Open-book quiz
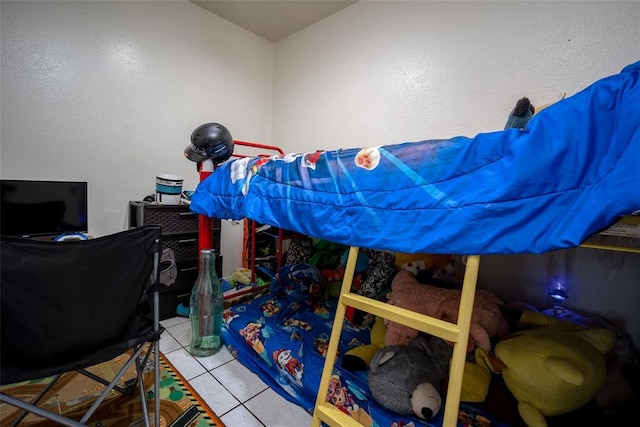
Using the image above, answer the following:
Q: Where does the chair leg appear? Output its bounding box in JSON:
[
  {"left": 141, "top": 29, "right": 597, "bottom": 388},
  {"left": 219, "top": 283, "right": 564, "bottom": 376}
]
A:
[
  {"left": 0, "top": 392, "right": 85, "bottom": 427},
  {"left": 132, "top": 341, "right": 161, "bottom": 427},
  {"left": 0, "top": 344, "right": 158, "bottom": 427},
  {"left": 154, "top": 341, "right": 160, "bottom": 427},
  {"left": 152, "top": 289, "right": 161, "bottom": 427},
  {"left": 2, "top": 373, "right": 64, "bottom": 427},
  {"left": 79, "top": 343, "right": 148, "bottom": 424},
  {"left": 137, "top": 350, "right": 152, "bottom": 427},
  {"left": 77, "top": 368, "right": 135, "bottom": 395}
]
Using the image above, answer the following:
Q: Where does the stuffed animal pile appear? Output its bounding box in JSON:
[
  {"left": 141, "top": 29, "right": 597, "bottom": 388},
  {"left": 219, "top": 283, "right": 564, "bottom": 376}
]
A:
[
  {"left": 360, "top": 270, "right": 617, "bottom": 427},
  {"left": 385, "top": 270, "right": 509, "bottom": 350},
  {"left": 368, "top": 335, "right": 453, "bottom": 420},
  {"left": 476, "top": 309, "right": 617, "bottom": 427}
]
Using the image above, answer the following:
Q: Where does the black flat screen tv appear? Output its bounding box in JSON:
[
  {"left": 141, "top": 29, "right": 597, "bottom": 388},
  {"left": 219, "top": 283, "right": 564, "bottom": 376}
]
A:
[{"left": 1, "top": 180, "right": 88, "bottom": 237}]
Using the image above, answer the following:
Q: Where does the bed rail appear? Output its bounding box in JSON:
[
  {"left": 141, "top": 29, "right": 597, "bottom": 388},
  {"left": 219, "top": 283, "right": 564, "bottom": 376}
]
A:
[
  {"left": 311, "top": 247, "right": 481, "bottom": 427},
  {"left": 199, "top": 139, "right": 285, "bottom": 266}
]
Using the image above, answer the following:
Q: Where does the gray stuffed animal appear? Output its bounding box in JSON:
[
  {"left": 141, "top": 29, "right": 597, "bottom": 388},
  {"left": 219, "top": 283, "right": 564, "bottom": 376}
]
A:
[{"left": 369, "top": 334, "right": 453, "bottom": 420}]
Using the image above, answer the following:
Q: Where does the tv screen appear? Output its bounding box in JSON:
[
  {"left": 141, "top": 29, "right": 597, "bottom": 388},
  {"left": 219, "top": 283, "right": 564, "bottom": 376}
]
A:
[{"left": 1, "top": 180, "right": 88, "bottom": 237}]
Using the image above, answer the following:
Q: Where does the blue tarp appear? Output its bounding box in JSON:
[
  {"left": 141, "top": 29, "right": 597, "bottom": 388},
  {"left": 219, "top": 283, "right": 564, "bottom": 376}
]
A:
[{"left": 191, "top": 62, "right": 640, "bottom": 255}]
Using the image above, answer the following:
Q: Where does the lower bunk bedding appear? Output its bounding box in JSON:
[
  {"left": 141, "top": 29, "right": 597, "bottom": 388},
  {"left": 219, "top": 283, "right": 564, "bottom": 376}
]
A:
[
  {"left": 220, "top": 253, "right": 639, "bottom": 427},
  {"left": 222, "top": 289, "right": 513, "bottom": 427}
]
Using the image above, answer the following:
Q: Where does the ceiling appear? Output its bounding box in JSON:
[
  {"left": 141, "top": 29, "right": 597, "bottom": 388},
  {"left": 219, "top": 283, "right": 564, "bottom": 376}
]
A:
[{"left": 190, "top": 1, "right": 357, "bottom": 43}]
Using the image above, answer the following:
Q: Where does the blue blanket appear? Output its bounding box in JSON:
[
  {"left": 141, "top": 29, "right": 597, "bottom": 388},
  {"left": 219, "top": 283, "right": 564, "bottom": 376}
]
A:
[
  {"left": 222, "top": 291, "right": 511, "bottom": 427},
  {"left": 191, "top": 62, "right": 640, "bottom": 254}
]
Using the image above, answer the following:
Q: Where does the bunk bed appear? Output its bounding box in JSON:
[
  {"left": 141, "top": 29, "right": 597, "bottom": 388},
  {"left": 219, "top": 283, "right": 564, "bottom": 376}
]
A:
[{"left": 190, "top": 61, "right": 640, "bottom": 427}]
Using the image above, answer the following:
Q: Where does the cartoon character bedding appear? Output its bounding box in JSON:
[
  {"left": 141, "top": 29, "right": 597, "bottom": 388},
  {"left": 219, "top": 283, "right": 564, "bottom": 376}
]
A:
[
  {"left": 222, "top": 281, "right": 511, "bottom": 427},
  {"left": 191, "top": 62, "right": 640, "bottom": 255},
  {"left": 197, "top": 62, "right": 639, "bottom": 426}
]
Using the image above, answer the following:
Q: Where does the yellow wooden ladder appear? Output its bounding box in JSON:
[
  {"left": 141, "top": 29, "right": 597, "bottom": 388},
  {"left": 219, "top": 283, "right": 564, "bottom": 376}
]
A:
[{"left": 311, "top": 247, "right": 481, "bottom": 427}]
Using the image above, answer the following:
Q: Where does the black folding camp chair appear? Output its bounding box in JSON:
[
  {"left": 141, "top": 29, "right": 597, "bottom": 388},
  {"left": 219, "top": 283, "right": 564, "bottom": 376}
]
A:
[{"left": 0, "top": 225, "right": 164, "bottom": 427}]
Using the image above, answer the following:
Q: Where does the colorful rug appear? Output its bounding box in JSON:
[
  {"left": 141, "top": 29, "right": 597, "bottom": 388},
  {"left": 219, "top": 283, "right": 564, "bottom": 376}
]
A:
[{"left": 0, "top": 351, "right": 225, "bottom": 426}]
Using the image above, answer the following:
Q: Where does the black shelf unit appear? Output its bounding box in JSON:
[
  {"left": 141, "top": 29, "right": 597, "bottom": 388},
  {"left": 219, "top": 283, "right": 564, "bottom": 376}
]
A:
[
  {"left": 129, "top": 201, "right": 222, "bottom": 320},
  {"left": 245, "top": 220, "right": 303, "bottom": 283}
]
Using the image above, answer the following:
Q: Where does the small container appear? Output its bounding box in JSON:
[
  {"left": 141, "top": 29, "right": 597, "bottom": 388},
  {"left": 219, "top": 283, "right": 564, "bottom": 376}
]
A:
[
  {"left": 156, "top": 174, "right": 183, "bottom": 205},
  {"left": 189, "top": 249, "right": 224, "bottom": 356}
]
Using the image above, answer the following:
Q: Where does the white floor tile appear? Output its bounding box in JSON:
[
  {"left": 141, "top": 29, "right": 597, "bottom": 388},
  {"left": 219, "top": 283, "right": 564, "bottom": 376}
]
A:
[
  {"left": 211, "top": 359, "right": 269, "bottom": 403},
  {"left": 166, "top": 319, "right": 193, "bottom": 347},
  {"left": 159, "top": 330, "right": 181, "bottom": 354},
  {"left": 160, "top": 315, "right": 189, "bottom": 328},
  {"left": 198, "top": 346, "right": 235, "bottom": 371},
  {"left": 244, "top": 388, "right": 312, "bottom": 427},
  {"left": 220, "top": 405, "right": 264, "bottom": 427},
  {"left": 163, "top": 315, "right": 317, "bottom": 426},
  {"left": 164, "top": 348, "right": 206, "bottom": 380},
  {"left": 189, "top": 372, "right": 241, "bottom": 417}
]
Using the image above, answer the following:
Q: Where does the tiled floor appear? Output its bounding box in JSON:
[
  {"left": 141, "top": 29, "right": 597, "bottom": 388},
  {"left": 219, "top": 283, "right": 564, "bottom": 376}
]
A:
[{"left": 160, "top": 316, "right": 313, "bottom": 427}]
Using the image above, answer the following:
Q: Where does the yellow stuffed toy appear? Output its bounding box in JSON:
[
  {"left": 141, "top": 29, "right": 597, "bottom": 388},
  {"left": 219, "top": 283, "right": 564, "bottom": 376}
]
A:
[
  {"left": 341, "top": 316, "right": 386, "bottom": 371},
  {"left": 476, "top": 315, "right": 616, "bottom": 427}
]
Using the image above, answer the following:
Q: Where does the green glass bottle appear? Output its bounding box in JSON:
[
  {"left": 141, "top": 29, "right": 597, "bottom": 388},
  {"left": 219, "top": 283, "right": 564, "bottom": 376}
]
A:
[{"left": 189, "top": 249, "right": 223, "bottom": 357}]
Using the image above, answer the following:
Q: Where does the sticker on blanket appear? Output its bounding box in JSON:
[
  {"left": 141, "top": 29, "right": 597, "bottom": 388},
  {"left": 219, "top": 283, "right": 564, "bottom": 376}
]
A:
[
  {"left": 354, "top": 147, "right": 381, "bottom": 170},
  {"left": 261, "top": 298, "right": 282, "bottom": 317},
  {"left": 273, "top": 347, "right": 304, "bottom": 387},
  {"left": 314, "top": 333, "right": 331, "bottom": 358},
  {"left": 239, "top": 322, "right": 273, "bottom": 367},
  {"left": 223, "top": 308, "right": 239, "bottom": 325},
  {"left": 326, "top": 373, "right": 373, "bottom": 426}
]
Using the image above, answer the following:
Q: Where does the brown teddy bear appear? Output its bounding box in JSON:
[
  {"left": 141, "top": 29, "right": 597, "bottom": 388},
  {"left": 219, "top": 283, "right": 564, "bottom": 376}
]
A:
[{"left": 385, "top": 270, "right": 508, "bottom": 351}]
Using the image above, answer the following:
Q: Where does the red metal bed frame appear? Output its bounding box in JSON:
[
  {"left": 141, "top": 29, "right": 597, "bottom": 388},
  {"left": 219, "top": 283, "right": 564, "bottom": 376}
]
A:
[{"left": 197, "top": 140, "right": 286, "bottom": 284}]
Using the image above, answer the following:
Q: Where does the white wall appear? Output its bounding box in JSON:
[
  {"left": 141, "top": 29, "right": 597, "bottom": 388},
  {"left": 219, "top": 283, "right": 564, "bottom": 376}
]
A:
[
  {"left": 2, "top": 1, "right": 639, "bottom": 344},
  {"left": 1, "top": 0, "right": 274, "bottom": 276},
  {"left": 273, "top": 1, "right": 640, "bottom": 345},
  {"left": 273, "top": 1, "right": 640, "bottom": 151}
]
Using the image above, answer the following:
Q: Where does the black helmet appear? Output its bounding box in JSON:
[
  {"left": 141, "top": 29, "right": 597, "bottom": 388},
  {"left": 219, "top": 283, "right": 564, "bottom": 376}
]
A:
[{"left": 184, "top": 123, "right": 234, "bottom": 163}]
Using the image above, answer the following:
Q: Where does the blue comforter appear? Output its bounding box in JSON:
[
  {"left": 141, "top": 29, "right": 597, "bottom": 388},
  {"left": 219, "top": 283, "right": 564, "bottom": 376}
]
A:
[
  {"left": 191, "top": 62, "right": 640, "bottom": 255},
  {"left": 222, "top": 292, "right": 511, "bottom": 427}
]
